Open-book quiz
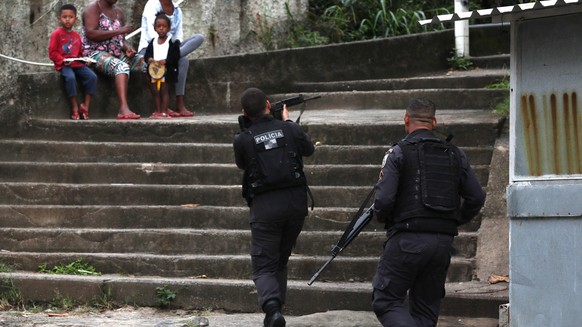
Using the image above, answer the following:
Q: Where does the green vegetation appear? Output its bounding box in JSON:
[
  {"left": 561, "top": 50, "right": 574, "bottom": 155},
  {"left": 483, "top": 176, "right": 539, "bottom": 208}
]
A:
[
  {"left": 486, "top": 75, "right": 510, "bottom": 89},
  {"left": 49, "top": 290, "right": 75, "bottom": 311},
  {"left": 156, "top": 285, "right": 177, "bottom": 308},
  {"left": 486, "top": 75, "right": 510, "bottom": 116},
  {"left": 493, "top": 96, "right": 510, "bottom": 116},
  {"left": 94, "top": 286, "right": 117, "bottom": 311},
  {"left": 252, "top": 0, "right": 458, "bottom": 50},
  {"left": 252, "top": 13, "right": 277, "bottom": 51},
  {"left": 0, "top": 278, "right": 22, "bottom": 309},
  {"left": 447, "top": 48, "right": 473, "bottom": 70},
  {"left": 0, "top": 262, "right": 14, "bottom": 273},
  {"left": 38, "top": 258, "right": 101, "bottom": 276}
]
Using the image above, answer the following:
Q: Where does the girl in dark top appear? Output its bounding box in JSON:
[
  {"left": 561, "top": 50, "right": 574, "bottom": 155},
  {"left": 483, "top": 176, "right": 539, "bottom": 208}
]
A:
[{"left": 144, "top": 12, "right": 180, "bottom": 119}]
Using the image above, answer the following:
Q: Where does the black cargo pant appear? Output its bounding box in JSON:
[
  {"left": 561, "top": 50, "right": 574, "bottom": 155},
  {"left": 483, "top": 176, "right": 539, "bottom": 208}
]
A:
[
  {"left": 372, "top": 231, "right": 454, "bottom": 327},
  {"left": 250, "top": 216, "right": 305, "bottom": 308}
]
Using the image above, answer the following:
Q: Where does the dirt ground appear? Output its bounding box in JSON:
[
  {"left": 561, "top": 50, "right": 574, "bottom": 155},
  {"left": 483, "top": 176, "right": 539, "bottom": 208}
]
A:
[{"left": 0, "top": 306, "right": 500, "bottom": 327}]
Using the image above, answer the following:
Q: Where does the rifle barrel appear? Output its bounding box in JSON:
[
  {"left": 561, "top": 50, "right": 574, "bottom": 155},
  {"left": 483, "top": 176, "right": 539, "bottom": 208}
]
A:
[
  {"left": 304, "top": 95, "right": 321, "bottom": 102},
  {"left": 307, "top": 254, "right": 336, "bottom": 286}
]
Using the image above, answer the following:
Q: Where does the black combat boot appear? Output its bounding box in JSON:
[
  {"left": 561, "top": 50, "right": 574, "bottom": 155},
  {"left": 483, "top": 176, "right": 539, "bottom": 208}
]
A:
[{"left": 262, "top": 299, "right": 286, "bottom": 327}]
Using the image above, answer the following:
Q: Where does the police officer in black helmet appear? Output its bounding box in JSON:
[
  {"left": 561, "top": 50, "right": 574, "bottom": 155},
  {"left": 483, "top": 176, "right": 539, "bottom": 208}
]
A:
[
  {"left": 372, "top": 98, "right": 485, "bottom": 327},
  {"left": 233, "top": 88, "right": 315, "bottom": 327}
]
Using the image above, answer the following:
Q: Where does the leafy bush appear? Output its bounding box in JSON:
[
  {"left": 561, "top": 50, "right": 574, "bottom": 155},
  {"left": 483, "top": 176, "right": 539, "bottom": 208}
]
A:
[
  {"left": 156, "top": 285, "right": 177, "bottom": 308},
  {"left": 252, "top": 0, "right": 454, "bottom": 49}
]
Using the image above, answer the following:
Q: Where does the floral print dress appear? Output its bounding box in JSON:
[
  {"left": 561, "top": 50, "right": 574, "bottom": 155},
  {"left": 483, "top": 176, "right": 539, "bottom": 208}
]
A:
[
  {"left": 81, "top": 12, "right": 145, "bottom": 76},
  {"left": 82, "top": 12, "right": 124, "bottom": 57}
]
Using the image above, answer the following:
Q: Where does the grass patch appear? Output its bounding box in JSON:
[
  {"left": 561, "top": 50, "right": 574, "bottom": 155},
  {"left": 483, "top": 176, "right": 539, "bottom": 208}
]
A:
[
  {"left": 0, "top": 278, "right": 23, "bottom": 310},
  {"left": 493, "top": 96, "right": 510, "bottom": 117},
  {"left": 49, "top": 291, "right": 75, "bottom": 311},
  {"left": 38, "top": 259, "right": 101, "bottom": 276},
  {"left": 486, "top": 75, "right": 510, "bottom": 89},
  {"left": 0, "top": 262, "right": 14, "bottom": 273},
  {"left": 94, "top": 286, "right": 118, "bottom": 311}
]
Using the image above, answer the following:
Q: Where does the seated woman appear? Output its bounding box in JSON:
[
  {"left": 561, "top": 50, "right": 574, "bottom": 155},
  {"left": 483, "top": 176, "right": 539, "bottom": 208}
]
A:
[
  {"left": 82, "top": 0, "right": 146, "bottom": 120},
  {"left": 138, "top": 0, "right": 204, "bottom": 117}
]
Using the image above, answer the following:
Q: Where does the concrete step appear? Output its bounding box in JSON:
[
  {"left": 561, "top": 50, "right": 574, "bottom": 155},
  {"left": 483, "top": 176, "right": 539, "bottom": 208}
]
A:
[
  {"left": 0, "top": 252, "right": 476, "bottom": 282},
  {"left": 0, "top": 205, "right": 481, "bottom": 233},
  {"left": 0, "top": 183, "right": 490, "bottom": 209},
  {"left": 0, "top": 162, "right": 491, "bottom": 186},
  {"left": 0, "top": 272, "right": 509, "bottom": 317},
  {"left": 0, "top": 140, "right": 235, "bottom": 164},
  {"left": 271, "top": 89, "right": 508, "bottom": 111},
  {"left": 0, "top": 228, "right": 478, "bottom": 258},
  {"left": 471, "top": 54, "right": 510, "bottom": 70},
  {"left": 291, "top": 70, "right": 509, "bottom": 92},
  {"left": 0, "top": 309, "right": 502, "bottom": 327},
  {"left": 19, "top": 109, "right": 504, "bottom": 147},
  {"left": 0, "top": 140, "right": 494, "bottom": 165},
  {"left": 0, "top": 183, "right": 376, "bottom": 207}
]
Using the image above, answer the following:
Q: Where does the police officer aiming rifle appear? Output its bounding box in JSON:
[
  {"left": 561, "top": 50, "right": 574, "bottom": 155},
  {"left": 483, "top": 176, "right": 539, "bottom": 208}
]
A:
[{"left": 233, "top": 88, "right": 315, "bottom": 327}]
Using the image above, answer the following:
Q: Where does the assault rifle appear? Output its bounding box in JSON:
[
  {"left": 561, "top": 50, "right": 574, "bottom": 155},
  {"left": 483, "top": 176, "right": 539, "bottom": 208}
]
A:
[
  {"left": 271, "top": 95, "right": 321, "bottom": 122},
  {"left": 308, "top": 190, "right": 375, "bottom": 286},
  {"left": 238, "top": 94, "right": 321, "bottom": 130}
]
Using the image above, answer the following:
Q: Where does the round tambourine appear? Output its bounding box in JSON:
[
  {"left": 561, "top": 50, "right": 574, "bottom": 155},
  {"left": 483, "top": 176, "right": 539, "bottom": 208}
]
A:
[{"left": 148, "top": 61, "right": 166, "bottom": 80}]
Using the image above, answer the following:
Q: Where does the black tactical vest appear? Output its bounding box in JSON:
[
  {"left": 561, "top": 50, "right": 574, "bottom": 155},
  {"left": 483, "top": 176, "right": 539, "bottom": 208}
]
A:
[
  {"left": 241, "top": 120, "right": 307, "bottom": 204},
  {"left": 391, "top": 138, "right": 462, "bottom": 223}
]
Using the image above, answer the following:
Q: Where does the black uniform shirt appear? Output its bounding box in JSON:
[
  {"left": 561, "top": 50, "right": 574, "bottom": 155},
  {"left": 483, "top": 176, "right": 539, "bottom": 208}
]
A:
[
  {"left": 233, "top": 115, "right": 315, "bottom": 222},
  {"left": 374, "top": 129, "right": 485, "bottom": 228}
]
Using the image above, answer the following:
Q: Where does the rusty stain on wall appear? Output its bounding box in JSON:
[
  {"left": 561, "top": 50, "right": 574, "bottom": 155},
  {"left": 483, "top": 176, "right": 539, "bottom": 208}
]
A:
[{"left": 520, "top": 92, "right": 581, "bottom": 176}]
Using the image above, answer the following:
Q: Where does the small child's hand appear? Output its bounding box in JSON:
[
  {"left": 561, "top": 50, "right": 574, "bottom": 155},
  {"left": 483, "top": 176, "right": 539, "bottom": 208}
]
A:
[
  {"left": 159, "top": 60, "right": 166, "bottom": 66},
  {"left": 125, "top": 47, "right": 136, "bottom": 58}
]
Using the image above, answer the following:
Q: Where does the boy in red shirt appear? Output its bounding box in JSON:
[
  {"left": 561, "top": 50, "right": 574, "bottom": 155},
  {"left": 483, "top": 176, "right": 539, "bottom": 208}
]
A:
[{"left": 48, "top": 4, "right": 97, "bottom": 120}]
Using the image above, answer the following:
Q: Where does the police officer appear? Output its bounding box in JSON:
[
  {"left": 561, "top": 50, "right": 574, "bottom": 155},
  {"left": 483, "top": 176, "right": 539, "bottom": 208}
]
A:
[
  {"left": 233, "top": 88, "right": 315, "bottom": 327},
  {"left": 372, "top": 98, "right": 485, "bottom": 327}
]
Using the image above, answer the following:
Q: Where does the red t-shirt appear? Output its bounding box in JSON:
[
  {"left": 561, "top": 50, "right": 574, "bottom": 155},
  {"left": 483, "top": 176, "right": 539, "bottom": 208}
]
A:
[{"left": 48, "top": 27, "right": 84, "bottom": 71}]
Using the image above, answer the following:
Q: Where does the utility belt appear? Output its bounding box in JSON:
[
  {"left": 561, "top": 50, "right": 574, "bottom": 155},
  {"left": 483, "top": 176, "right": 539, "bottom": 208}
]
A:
[
  {"left": 392, "top": 217, "right": 458, "bottom": 236},
  {"left": 244, "top": 178, "right": 315, "bottom": 210}
]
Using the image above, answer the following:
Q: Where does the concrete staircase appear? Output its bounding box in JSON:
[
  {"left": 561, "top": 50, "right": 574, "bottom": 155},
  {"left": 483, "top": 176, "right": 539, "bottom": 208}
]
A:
[
  {"left": 0, "top": 67, "right": 510, "bottom": 320},
  {"left": 1, "top": 20, "right": 514, "bottom": 319}
]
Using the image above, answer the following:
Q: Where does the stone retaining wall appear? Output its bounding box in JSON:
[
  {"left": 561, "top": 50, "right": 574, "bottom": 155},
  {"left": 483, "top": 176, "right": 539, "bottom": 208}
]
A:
[{"left": 17, "top": 29, "right": 455, "bottom": 120}]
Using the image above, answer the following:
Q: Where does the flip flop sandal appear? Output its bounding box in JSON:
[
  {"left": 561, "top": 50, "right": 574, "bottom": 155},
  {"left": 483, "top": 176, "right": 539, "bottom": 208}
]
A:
[
  {"left": 150, "top": 112, "right": 172, "bottom": 119},
  {"left": 117, "top": 112, "right": 141, "bottom": 120},
  {"left": 167, "top": 109, "right": 181, "bottom": 117},
  {"left": 178, "top": 110, "right": 194, "bottom": 117}
]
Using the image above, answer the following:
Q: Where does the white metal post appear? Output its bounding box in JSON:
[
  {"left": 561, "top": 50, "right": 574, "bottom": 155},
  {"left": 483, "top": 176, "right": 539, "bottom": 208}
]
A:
[{"left": 454, "top": 0, "right": 470, "bottom": 57}]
